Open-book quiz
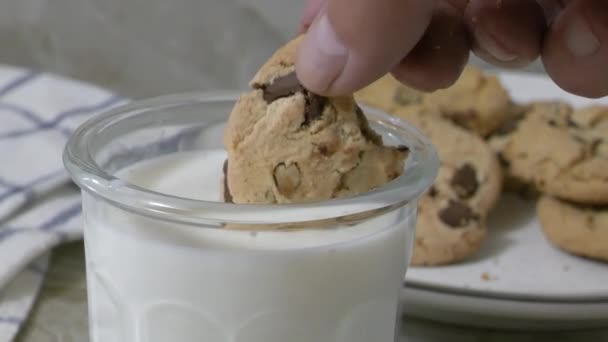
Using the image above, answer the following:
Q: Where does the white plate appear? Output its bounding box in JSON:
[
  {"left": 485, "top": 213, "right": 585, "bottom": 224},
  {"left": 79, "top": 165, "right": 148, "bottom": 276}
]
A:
[
  {"left": 401, "top": 285, "right": 608, "bottom": 330},
  {"left": 402, "top": 71, "right": 608, "bottom": 329}
]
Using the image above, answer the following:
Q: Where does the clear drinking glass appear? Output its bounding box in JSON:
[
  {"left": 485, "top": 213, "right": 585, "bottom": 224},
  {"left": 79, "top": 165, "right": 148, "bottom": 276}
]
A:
[{"left": 63, "top": 92, "right": 438, "bottom": 342}]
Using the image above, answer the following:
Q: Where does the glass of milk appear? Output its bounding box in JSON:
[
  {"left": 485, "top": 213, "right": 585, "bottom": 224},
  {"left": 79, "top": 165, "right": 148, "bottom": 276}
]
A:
[{"left": 63, "top": 92, "right": 438, "bottom": 342}]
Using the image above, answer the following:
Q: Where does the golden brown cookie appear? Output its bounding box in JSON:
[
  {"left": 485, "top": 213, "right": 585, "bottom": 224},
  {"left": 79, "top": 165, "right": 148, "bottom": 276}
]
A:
[
  {"left": 538, "top": 196, "right": 608, "bottom": 262},
  {"left": 501, "top": 103, "right": 608, "bottom": 205},
  {"left": 486, "top": 102, "right": 546, "bottom": 197},
  {"left": 223, "top": 36, "right": 408, "bottom": 204},
  {"left": 355, "top": 66, "right": 512, "bottom": 137},
  {"left": 424, "top": 66, "right": 512, "bottom": 137},
  {"left": 358, "top": 76, "right": 503, "bottom": 265},
  {"left": 355, "top": 75, "right": 439, "bottom": 118},
  {"left": 400, "top": 113, "right": 503, "bottom": 266}
]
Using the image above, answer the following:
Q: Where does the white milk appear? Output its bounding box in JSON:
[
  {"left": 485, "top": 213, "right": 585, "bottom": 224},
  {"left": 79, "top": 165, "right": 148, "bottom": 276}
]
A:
[{"left": 83, "top": 150, "right": 412, "bottom": 342}]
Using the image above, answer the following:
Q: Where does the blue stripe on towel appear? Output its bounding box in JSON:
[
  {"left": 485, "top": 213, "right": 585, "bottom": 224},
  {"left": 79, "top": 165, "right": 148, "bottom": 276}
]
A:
[
  {"left": 0, "top": 103, "right": 45, "bottom": 126},
  {"left": 0, "top": 177, "right": 16, "bottom": 188},
  {"left": 38, "top": 203, "right": 81, "bottom": 232},
  {"left": 0, "top": 228, "right": 19, "bottom": 242},
  {"left": 0, "top": 71, "right": 39, "bottom": 97},
  {"left": 48, "top": 95, "right": 125, "bottom": 126},
  {"left": 0, "top": 204, "right": 80, "bottom": 243},
  {"left": 0, "top": 125, "right": 73, "bottom": 140},
  {"left": 0, "top": 187, "right": 29, "bottom": 203},
  {"left": 0, "top": 170, "right": 64, "bottom": 203},
  {"left": 0, "top": 95, "right": 123, "bottom": 140}
]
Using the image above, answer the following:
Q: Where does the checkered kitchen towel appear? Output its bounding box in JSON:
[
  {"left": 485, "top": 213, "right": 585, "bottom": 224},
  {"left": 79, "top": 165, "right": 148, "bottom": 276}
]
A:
[{"left": 0, "top": 65, "right": 126, "bottom": 341}]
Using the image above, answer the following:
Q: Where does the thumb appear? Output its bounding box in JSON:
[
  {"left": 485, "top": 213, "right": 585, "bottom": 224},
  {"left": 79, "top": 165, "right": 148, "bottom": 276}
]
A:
[{"left": 295, "top": 0, "right": 436, "bottom": 96}]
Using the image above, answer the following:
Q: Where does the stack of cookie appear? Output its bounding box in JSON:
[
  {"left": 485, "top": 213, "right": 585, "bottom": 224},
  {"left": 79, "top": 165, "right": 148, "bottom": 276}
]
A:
[{"left": 356, "top": 66, "right": 608, "bottom": 265}]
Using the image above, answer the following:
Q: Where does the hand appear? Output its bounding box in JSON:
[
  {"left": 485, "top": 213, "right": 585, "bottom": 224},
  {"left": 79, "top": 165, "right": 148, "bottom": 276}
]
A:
[
  {"left": 296, "top": 0, "right": 608, "bottom": 98},
  {"left": 296, "top": 0, "right": 466, "bottom": 94}
]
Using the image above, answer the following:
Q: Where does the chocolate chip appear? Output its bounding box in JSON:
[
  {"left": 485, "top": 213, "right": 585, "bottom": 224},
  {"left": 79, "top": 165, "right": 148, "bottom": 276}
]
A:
[
  {"left": 591, "top": 138, "right": 603, "bottom": 154},
  {"left": 567, "top": 117, "right": 579, "bottom": 128},
  {"left": 448, "top": 110, "right": 477, "bottom": 130},
  {"left": 273, "top": 162, "right": 302, "bottom": 197},
  {"left": 428, "top": 186, "right": 438, "bottom": 198},
  {"left": 493, "top": 114, "right": 524, "bottom": 136},
  {"left": 451, "top": 163, "right": 479, "bottom": 199},
  {"left": 397, "top": 145, "right": 409, "bottom": 152},
  {"left": 573, "top": 135, "right": 586, "bottom": 144},
  {"left": 516, "top": 184, "right": 539, "bottom": 200},
  {"left": 303, "top": 93, "right": 327, "bottom": 125},
  {"left": 438, "top": 200, "right": 478, "bottom": 228},
  {"left": 548, "top": 119, "right": 558, "bottom": 127},
  {"left": 497, "top": 152, "right": 510, "bottom": 168},
  {"left": 256, "top": 72, "right": 303, "bottom": 103},
  {"left": 223, "top": 160, "right": 233, "bottom": 203},
  {"left": 317, "top": 145, "right": 330, "bottom": 156},
  {"left": 254, "top": 72, "right": 328, "bottom": 125}
]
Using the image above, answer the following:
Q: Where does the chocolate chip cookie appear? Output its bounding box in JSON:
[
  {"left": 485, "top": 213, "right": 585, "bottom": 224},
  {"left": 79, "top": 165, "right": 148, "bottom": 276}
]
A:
[
  {"left": 223, "top": 36, "right": 408, "bottom": 204},
  {"left": 538, "top": 196, "right": 608, "bottom": 262},
  {"left": 486, "top": 102, "right": 555, "bottom": 196},
  {"left": 401, "top": 113, "right": 503, "bottom": 265},
  {"left": 501, "top": 103, "right": 608, "bottom": 205},
  {"left": 355, "top": 74, "right": 440, "bottom": 118},
  {"left": 424, "top": 66, "right": 512, "bottom": 137},
  {"left": 355, "top": 66, "right": 512, "bottom": 137}
]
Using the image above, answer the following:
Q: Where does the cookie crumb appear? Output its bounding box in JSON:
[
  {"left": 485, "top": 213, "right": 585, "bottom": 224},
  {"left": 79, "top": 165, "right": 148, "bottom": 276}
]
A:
[{"left": 481, "top": 272, "right": 491, "bottom": 281}]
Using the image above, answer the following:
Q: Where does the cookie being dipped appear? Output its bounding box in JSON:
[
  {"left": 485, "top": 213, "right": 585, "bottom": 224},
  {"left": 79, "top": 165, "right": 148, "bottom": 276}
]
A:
[{"left": 223, "top": 36, "right": 408, "bottom": 205}]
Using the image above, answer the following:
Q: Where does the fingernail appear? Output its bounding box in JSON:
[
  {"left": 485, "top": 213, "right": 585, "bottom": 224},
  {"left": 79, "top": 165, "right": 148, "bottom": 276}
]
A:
[
  {"left": 473, "top": 26, "right": 518, "bottom": 62},
  {"left": 297, "top": 12, "right": 348, "bottom": 92},
  {"left": 565, "top": 14, "right": 600, "bottom": 57}
]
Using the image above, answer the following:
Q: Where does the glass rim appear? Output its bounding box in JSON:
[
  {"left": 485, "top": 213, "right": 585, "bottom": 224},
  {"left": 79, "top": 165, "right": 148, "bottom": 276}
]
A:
[{"left": 63, "top": 91, "right": 439, "bottom": 226}]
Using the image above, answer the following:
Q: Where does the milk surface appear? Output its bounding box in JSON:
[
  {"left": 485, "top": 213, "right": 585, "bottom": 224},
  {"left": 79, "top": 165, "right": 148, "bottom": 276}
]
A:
[{"left": 83, "top": 150, "right": 412, "bottom": 342}]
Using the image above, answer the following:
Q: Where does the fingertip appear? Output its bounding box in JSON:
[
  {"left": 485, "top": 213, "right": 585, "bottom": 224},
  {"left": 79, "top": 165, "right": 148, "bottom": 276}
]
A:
[
  {"left": 542, "top": 0, "right": 608, "bottom": 98},
  {"left": 465, "top": 0, "right": 546, "bottom": 68},
  {"left": 295, "top": 11, "right": 348, "bottom": 95},
  {"left": 392, "top": 2, "right": 470, "bottom": 92},
  {"left": 391, "top": 67, "right": 463, "bottom": 93},
  {"left": 297, "top": 0, "right": 436, "bottom": 96}
]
